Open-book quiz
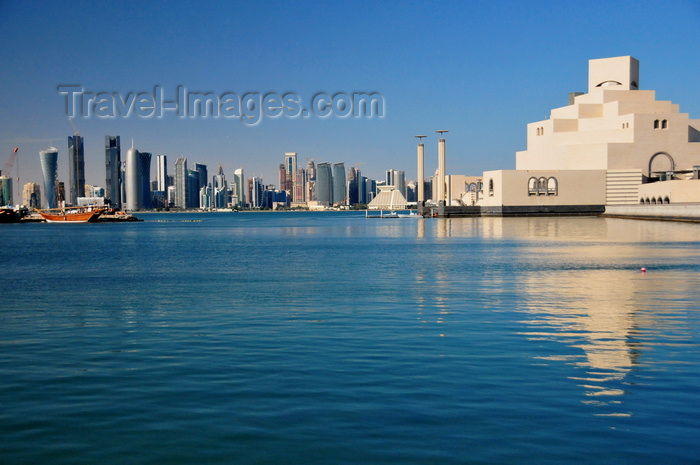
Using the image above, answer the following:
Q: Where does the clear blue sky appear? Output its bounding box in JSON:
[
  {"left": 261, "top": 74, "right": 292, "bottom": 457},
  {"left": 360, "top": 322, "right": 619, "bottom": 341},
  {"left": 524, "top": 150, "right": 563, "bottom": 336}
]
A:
[{"left": 1, "top": 0, "right": 699, "bottom": 189}]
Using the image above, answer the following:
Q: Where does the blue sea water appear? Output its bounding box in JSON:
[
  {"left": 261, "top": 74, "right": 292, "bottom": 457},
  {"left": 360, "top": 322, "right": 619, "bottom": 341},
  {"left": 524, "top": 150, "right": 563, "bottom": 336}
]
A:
[{"left": 1, "top": 212, "right": 699, "bottom": 464}]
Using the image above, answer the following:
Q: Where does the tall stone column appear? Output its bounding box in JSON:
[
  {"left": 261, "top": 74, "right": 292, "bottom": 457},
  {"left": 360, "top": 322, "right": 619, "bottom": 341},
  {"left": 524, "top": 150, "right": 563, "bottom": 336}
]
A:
[
  {"left": 415, "top": 135, "right": 426, "bottom": 204},
  {"left": 436, "top": 130, "right": 448, "bottom": 205}
]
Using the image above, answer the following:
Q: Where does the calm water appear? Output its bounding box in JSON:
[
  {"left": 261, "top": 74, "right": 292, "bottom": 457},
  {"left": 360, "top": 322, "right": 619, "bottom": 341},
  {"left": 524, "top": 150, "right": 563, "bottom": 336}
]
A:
[{"left": 1, "top": 212, "right": 699, "bottom": 464}]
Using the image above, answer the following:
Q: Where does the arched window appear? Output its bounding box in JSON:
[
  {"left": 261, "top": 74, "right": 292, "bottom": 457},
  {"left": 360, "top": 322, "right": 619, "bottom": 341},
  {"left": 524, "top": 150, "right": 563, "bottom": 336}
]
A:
[
  {"left": 547, "top": 177, "right": 558, "bottom": 195},
  {"left": 488, "top": 179, "right": 494, "bottom": 196},
  {"left": 664, "top": 196, "right": 670, "bottom": 204},
  {"left": 468, "top": 182, "right": 477, "bottom": 192},
  {"left": 640, "top": 198, "right": 645, "bottom": 204},
  {"left": 654, "top": 119, "right": 660, "bottom": 129},
  {"left": 662, "top": 120, "right": 668, "bottom": 129},
  {"left": 538, "top": 177, "right": 547, "bottom": 195},
  {"left": 528, "top": 177, "right": 538, "bottom": 195}
]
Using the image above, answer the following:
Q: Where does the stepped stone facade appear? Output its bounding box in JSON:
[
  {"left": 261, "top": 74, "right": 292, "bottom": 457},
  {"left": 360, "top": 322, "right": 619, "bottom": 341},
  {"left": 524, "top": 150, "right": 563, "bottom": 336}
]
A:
[{"left": 475, "top": 56, "right": 700, "bottom": 213}]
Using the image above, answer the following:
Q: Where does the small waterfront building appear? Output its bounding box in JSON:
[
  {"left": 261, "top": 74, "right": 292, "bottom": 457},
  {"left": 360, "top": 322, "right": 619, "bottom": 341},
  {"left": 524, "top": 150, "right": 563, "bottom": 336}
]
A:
[{"left": 367, "top": 186, "right": 408, "bottom": 210}]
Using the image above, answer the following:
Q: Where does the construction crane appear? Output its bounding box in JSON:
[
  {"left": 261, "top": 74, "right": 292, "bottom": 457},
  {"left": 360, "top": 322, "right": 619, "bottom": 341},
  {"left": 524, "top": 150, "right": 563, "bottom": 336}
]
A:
[
  {"left": 69, "top": 116, "right": 79, "bottom": 136},
  {"left": 3, "top": 147, "right": 18, "bottom": 176}
]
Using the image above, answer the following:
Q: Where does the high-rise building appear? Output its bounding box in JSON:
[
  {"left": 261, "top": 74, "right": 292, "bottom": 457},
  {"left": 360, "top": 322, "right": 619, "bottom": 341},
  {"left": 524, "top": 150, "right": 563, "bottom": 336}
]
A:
[
  {"left": 395, "top": 170, "right": 406, "bottom": 198},
  {"left": 347, "top": 167, "right": 359, "bottom": 205},
  {"left": 39, "top": 147, "right": 59, "bottom": 208},
  {"left": 315, "top": 162, "right": 333, "bottom": 206},
  {"left": 364, "top": 178, "right": 376, "bottom": 203},
  {"left": 187, "top": 170, "right": 199, "bottom": 208},
  {"left": 249, "top": 176, "right": 263, "bottom": 208},
  {"left": 233, "top": 168, "right": 245, "bottom": 208},
  {"left": 306, "top": 160, "right": 316, "bottom": 201},
  {"left": 0, "top": 176, "right": 12, "bottom": 206},
  {"left": 278, "top": 164, "right": 286, "bottom": 191},
  {"left": 199, "top": 184, "right": 212, "bottom": 209},
  {"left": 213, "top": 165, "right": 227, "bottom": 209},
  {"left": 125, "top": 143, "right": 141, "bottom": 210},
  {"left": 22, "top": 182, "right": 41, "bottom": 208},
  {"left": 294, "top": 168, "right": 306, "bottom": 203},
  {"left": 285, "top": 152, "right": 297, "bottom": 198},
  {"left": 193, "top": 163, "right": 207, "bottom": 192},
  {"left": 174, "top": 157, "right": 188, "bottom": 208},
  {"left": 139, "top": 152, "right": 152, "bottom": 209},
  {"left": 68, "top": 135, "right": 85, "bottom": 206},
  {"left": 332, "top": 162, "right": 346, "bottom": 205},
  {"left": 105, "top": 136, "right": 121, "bottom": 209},
  {"left": 167, "top": 185, "right": 176, "bottom": 207},
  {"left": 156, "top": 155, "right": 167, "bottom": 192}
]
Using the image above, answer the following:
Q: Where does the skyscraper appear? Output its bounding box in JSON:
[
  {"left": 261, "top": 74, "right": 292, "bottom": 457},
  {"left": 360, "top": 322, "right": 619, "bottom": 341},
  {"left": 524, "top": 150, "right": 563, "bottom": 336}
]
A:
[
  {"left": 0, "top": 175, "right": 12, "bottom": 206},
  {"left": 213, "top": 165, "right": 227, "bottom": 209},
  {"left": 395, "top": 170, "right": 406, "bottom": 198},
  {"left": 278, "top": 163, "right": 286, "bottom": 191},
  {"left": 156, "top": 154, "right": 167, "bottom": 192},
  {"left": 193, "top": 163, "right": 208, "bottom": 195},
  {"left": 68, "top": 135, "right": 85, "bottom": 205},
  {"left": 285, "top": 152, "right": 297, "bottom": 198},
  {"left": 250, "top": 176, "right": 263, "bottom": 208},
  {"left": 294, "top": 168, "right": 306, "bottom": 203},
  {"left": 124, "top": 143, "right": 141, "bottom": 210},
  {"left": 39, "top": 147, "right": 59, "bottom": 208},
  {"left": 306, "top": 160, "right": 316, "bottom": 201},
  {"left": 347, "top": 167, "right": 359, "bottom": 205},
  {"left": 233, "top": 168, "right": 245, "bottom": 208},
  {"left": 22, "top": 182, "right": 41, "bottom": 208},
  {"left": 315, "top": 162, "right": 333, "bottom": 206},
  {"left": 105, "top": 136, "right": 121, "bottom": 209},
  {"left": 332, "top": 162, "right": 346, "bottom": 206},
  {"left": 187, "top": 170, "right": 199, "bottom": 208},
  {"left": 139, "top": 152, "right": 152, "bottom": 209},
  {"left": 174, "top": 157, "right": 188, "bottom": 209}
]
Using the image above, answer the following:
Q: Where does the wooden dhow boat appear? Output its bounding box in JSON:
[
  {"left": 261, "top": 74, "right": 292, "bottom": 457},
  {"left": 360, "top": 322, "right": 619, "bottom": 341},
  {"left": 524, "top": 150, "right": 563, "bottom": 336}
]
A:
[{"left": 35, "top": 206, "right": 106, "bottom": 223}]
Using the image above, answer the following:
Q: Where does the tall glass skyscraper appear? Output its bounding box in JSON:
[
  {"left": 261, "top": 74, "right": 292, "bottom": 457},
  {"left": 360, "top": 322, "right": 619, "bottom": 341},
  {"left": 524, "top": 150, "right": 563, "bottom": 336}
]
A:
[
  {"left": 187, "top": 170, "right": 199, "bottom": 208},
  {"left": 315, "top": 162, "right": 333, "bottom": 206},
  {"left": 0, "top": 176, "right": 12, "bottom": 206},
  {"left": 68, "top": 135, "right": 85, "bottom": 205},
  {"left": 284, "top": 152, "right": 297, "bottom": 199},
  {"left": 332, "top": 162, "right": 346, "bottom": 206},
  {"left": 139, "top": 152, "right": 152, "bottom": 209},
  {"left": 156, "top": 154, "right": 167, "bottom": 192},
  {"left": 213, "top": 166, "right": 227, "bottom": 209},
  {"left": 39, "top": 147, "right": 59, "bottom": 208},
  {"left": 105, "top": 136, "right": 121, "bottom": 209},
  {"left": 174, "top": 157, "right": 188, "bottom": 209},
  {"left": 193, "top": 163, "right": 207, "bottom": 189},
  {"left": 125, "top": 144, "right": 140, "bottom": 210},
  {"left": 233, "top": 168, "right": 245, "bottom": 208}
]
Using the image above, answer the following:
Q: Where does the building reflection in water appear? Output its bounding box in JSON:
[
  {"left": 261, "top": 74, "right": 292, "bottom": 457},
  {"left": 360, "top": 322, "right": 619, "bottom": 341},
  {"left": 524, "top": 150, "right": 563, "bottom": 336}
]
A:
[{"left": 417, "top": 216, "right": 700, "bottom": 416}]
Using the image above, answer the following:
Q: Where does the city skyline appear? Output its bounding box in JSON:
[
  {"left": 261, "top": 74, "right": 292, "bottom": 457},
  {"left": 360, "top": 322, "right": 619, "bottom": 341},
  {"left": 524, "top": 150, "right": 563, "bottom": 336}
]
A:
[{"left": 2, "top": 1, "right": 700, "bottom": 191}]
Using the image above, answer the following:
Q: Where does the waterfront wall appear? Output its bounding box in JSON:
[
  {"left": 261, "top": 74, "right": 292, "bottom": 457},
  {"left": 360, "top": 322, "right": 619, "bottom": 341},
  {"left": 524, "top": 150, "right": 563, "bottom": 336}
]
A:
[{"left": 603, "top": 204, "right": 700, "bottom": 222}]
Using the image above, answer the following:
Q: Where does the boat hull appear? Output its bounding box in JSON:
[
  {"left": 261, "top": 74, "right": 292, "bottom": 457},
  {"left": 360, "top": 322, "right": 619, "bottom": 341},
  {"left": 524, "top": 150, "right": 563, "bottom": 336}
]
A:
[
  {"left": 36, "top": 208, "right": 105, "bottom": 223},
  {"left": 0, "top": 207, "right": 25, "bottom": 223}
]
